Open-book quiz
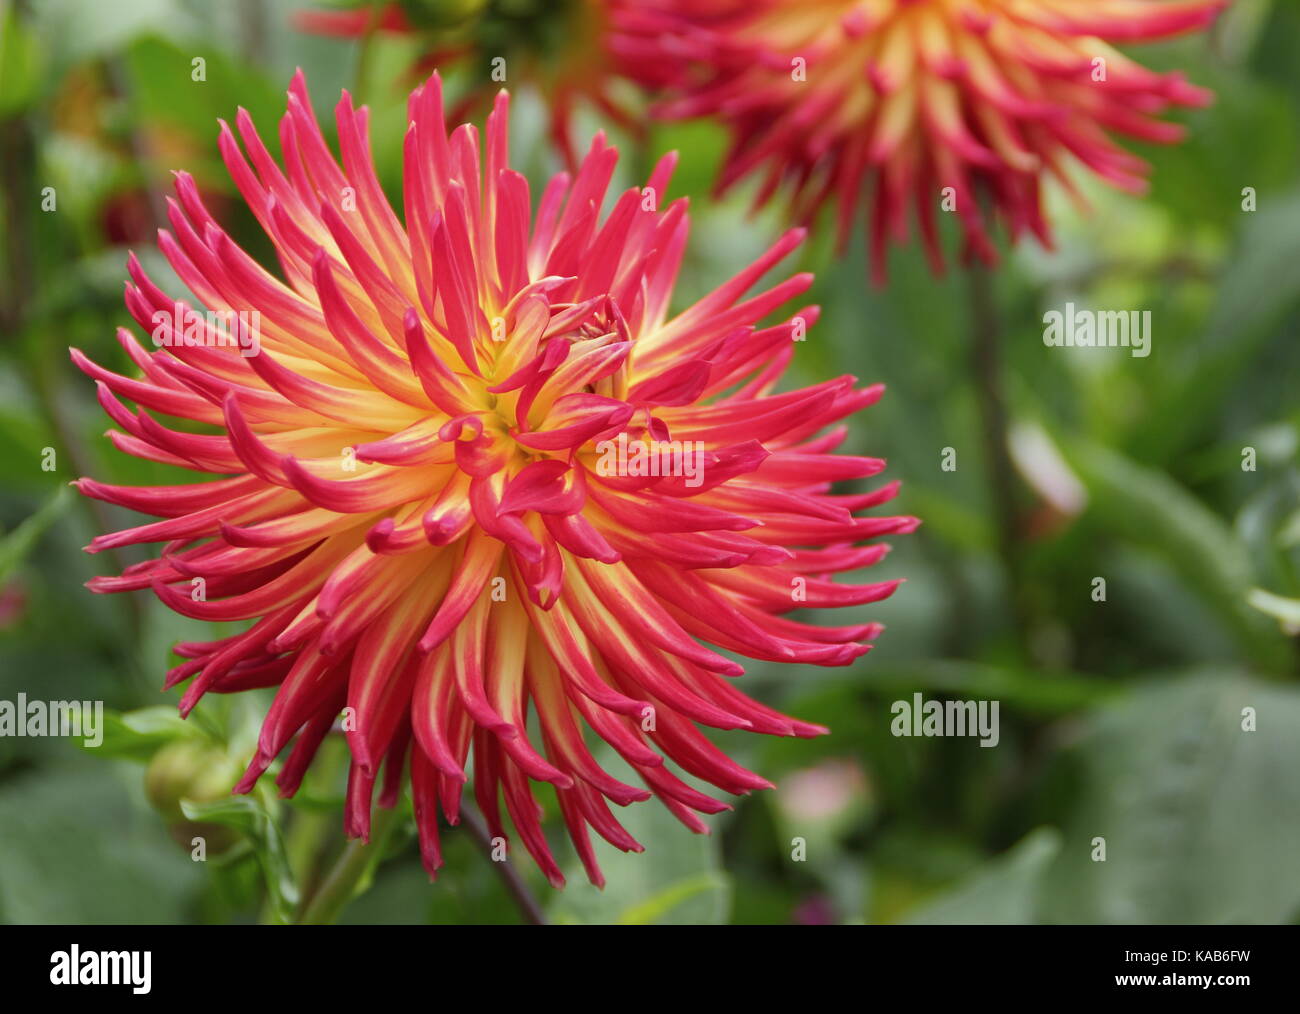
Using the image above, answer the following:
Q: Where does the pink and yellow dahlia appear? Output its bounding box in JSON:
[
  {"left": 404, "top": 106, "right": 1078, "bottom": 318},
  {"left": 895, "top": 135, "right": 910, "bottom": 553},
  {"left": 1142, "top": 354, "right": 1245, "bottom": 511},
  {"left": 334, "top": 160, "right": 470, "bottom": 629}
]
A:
[
  {"left": 74, "top": 71, "right": 913, "bottom": 885},
  {"left": 612, "top": 0, "right": 1225, "bottom": 281}
]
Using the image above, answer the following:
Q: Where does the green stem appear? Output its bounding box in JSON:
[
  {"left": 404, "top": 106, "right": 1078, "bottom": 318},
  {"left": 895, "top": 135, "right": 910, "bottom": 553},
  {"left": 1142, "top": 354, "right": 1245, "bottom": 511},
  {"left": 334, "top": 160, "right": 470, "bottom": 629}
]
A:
[
  {"left": 460, "top": 804, "right": 548, "bottom": 925},
  {"left": 352, "top": 6, "right": 382, "bottom": 106},
  {"left": 966, "top": 260, "right": 1030, "bottom": 651},
  {"left": 296, "top": 804, "right": 403, "bottom": 925},
  {"left": 283, "top": 741, "right": 347, "bottom": 901}
]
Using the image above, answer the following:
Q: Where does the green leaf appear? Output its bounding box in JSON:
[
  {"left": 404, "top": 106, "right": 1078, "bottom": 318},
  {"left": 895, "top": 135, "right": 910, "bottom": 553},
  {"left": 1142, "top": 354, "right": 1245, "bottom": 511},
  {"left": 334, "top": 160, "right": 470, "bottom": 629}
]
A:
[
  {"left": 182, "top": 795, "right": 300, "bottom": 924},
  {"left": 548, "top": 788, "right": 731, "bottom": 925},
  {"left": 84, "top": 706, "right": 201, "bottom": 760},
  {"left": 1145, "top": 188, "right": 1300, "bottom": 458},
  {"left": 0, "top": 486, "right": 72, "bottom": 585},
  {"left": 855, "top": 660, "right": 1123, "bottom": 715},
  {"left": 1070, "top": 443, "right": 1288, "bottom": 671},
  {"left": 0, "top": 763, "right": 200, "bottom": 923},
  {"left": 1246, "top": 587, "right": 1300, "bottom": 634},
  {"left": 119, "top": 33, "right": 282, "bottom": 182},
  {"left": 615, "top": 872, "right": 730, "bottom": 925},
  {"left": 29, "top": 0, "right": 189, "bottom": 71},
  {"left": 1278, "top": 507, "right": 1300, "bottom": 548},
  {"left": 1040, "top": 670, "right": 1300, "bottom": 924},
  {"left": 0, "top": 0, "right": 43, "bottom": 118},
  {"left": 902, "top": 829, "right": 1062, "bottom": 925}
]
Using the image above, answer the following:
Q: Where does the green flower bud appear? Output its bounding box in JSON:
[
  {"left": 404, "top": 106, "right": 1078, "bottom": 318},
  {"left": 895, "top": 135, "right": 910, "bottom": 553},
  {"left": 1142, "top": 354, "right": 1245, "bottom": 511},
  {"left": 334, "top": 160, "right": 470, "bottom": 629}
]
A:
[{"left": 144, "top": 739, "right": 242, "bottom": 855}]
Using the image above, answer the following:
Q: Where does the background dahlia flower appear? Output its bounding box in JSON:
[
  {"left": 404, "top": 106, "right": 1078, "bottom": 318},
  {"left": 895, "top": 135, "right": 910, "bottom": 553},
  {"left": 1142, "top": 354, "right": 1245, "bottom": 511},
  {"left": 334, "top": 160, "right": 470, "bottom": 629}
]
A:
[
  {"left": 611, "top": 0, "right": 1225, "bottom": 282},
  {"left": 297, "top": 0, "right": 634, "bottom": 169},
  {"left": 73, "top": 70, "right": 914, "bottom": 885}
]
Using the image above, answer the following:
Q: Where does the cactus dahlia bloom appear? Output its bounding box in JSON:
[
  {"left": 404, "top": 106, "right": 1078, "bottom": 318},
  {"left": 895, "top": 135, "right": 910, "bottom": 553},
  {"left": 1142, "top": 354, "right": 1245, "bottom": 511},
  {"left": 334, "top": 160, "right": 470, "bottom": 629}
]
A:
[
  {"left": 73, "top": 71, "right": 914, "bottom": 886},
  {"left": 612, "top": 0, "right": 1224, "bottom": 282}
]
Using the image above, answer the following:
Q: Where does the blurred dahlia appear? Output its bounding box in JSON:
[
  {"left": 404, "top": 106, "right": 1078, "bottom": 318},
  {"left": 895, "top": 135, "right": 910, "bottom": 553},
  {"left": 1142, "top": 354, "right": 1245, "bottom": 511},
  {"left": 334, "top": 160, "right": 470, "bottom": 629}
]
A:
[
  {"left": 297, "top": 0, "right": 634, "bottom": 168},
  {"left": 74, "top": 70, "right": 914, "bottom": 885},
  {"left": 612, "top": 0, "right": 1225, "bottom": 281}
]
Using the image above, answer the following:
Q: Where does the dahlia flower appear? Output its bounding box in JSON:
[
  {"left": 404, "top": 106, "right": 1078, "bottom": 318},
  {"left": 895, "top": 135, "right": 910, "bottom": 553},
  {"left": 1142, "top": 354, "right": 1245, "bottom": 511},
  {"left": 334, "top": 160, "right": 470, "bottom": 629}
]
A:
[
  {"left": 611, "top": 0, "right": 1224, "bottom": 281},
  {"left": 297, "top": 0, "right": 633, "bottom": 168},
  {"left": 74, "top": 70, "right": 913, "bottom": 887}
]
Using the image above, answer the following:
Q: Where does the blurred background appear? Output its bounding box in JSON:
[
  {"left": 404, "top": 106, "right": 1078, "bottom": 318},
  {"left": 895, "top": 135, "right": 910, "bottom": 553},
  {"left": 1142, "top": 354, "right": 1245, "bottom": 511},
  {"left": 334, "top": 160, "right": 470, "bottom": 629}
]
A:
[{"left": 1, "top": 0, "right": 1298, "bottom": 925}]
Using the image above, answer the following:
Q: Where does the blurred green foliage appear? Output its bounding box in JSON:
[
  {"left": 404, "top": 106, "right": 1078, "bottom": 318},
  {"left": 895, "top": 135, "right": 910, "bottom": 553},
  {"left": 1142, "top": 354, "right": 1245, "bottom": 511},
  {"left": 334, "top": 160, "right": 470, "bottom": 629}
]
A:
[{"left": 0, "top": 0, "right": 1297, "bottom": 925}]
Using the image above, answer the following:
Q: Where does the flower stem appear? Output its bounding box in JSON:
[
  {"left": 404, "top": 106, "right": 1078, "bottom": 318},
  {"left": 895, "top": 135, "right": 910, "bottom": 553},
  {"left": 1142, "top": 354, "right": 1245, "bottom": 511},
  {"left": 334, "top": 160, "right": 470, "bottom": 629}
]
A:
[
  {"left": 460, "top": 804, "right": 548, "bottom": 925},
  {"left": 965, "top": 260, "right": 1030, "bottom": 651},
  {"left": 352, "top": 5, "right": 382, "bottom": 106},
  {"left": 296, "top": 804, "right": 403, "bottom": 925}
]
